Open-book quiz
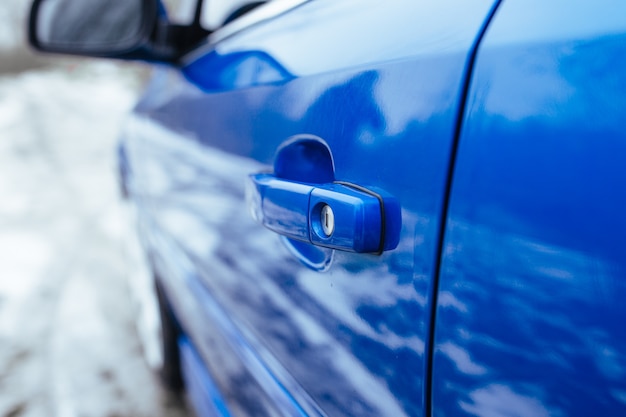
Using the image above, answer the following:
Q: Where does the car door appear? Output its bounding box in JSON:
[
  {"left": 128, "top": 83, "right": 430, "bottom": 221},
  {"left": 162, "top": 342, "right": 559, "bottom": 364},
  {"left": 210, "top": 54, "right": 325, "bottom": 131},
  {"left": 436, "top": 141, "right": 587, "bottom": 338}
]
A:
[
  {"left": 432, "top": 0, "right": 626, "bottom": 415},
  {"left": 130, "top": 0, "right": 498, "bottom": 415}
]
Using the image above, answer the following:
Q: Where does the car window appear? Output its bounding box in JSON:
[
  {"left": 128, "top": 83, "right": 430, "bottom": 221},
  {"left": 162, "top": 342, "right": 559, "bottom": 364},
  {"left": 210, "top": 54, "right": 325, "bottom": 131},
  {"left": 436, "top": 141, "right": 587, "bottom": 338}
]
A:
[
  {"left": 162, "top": 0, "right": 285, "bottom": 30},
  {"left": 204, "top": 0, "right": 313, "bottom": 38},
  {"left": 161, "top": 0, "right": 197, "bottom": 24},
  {"left": 202, "top": 0, "right": 267, "bottom": 29}
]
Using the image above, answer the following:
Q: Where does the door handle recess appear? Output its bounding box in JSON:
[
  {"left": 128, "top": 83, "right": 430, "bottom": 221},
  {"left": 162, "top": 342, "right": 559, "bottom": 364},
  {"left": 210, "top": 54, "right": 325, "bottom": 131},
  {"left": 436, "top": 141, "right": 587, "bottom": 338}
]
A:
[{"left": 246, "top": 173, "right": 400, "bottom": 254}]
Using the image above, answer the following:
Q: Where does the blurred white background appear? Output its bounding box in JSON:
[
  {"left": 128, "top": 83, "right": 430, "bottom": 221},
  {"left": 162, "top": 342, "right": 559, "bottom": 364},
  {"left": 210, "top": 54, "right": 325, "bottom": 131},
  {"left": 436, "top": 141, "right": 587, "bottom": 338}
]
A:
[{"left": 0, "top": 1, "right": 191, "bottom": 416}]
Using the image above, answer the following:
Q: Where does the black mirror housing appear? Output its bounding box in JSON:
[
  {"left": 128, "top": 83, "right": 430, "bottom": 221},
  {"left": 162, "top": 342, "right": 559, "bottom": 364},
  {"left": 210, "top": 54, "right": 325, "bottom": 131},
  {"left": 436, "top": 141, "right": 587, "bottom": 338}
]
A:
[{"left": 28, "top": 0, "right": 208, "bottom": 63}]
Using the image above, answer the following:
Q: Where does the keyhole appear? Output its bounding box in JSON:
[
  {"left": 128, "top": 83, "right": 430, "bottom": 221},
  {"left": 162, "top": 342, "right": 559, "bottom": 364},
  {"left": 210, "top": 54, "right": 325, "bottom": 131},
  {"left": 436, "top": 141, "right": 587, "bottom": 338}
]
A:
[{"left": 321, "top": 205, "right": 335, "bottom": 237}]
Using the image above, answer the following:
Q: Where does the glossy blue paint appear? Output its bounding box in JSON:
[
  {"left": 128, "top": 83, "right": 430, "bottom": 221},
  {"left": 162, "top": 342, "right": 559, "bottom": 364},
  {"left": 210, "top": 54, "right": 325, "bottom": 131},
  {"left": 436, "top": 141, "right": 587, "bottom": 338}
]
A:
[
  {"left": 248, "top": 173, "right": 397, "bottom": 254},
  {"left": 247, "top": 173, "right": 314, "bottom": 242},
  {"left": 180, "top": 337, "right": 232, "bottom": 417},
  {"left": 147, "top": 222, "right": 314, "bottom": 416},
  {"left": 433, "top": 0, "right": 626, "bottom": 416},
  {"left": 308, "top": 183, "right": 383, "bottom": 253},
  {"left": 125, "top": 0, "right": 498, "bottom": 415},
  {"left": 183, "top": 49, "right": 294, "bottom": 91},
  {"left": 274, "top": 137, "right": 334, "bottom": 184}
]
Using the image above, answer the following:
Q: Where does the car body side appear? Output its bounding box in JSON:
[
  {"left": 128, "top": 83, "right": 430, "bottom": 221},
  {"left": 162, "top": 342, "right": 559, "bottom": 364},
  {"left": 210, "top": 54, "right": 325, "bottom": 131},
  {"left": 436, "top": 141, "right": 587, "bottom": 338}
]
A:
[{"left": 116, "top": 0, "right": 626, "bottom": 416}]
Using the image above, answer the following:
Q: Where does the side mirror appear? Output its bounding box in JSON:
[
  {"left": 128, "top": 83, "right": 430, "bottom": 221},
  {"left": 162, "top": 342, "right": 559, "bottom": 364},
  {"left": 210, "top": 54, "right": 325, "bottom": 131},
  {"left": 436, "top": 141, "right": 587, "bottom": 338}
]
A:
[{"left": 28, "top": 0, "right": 208, "bottom": 62}]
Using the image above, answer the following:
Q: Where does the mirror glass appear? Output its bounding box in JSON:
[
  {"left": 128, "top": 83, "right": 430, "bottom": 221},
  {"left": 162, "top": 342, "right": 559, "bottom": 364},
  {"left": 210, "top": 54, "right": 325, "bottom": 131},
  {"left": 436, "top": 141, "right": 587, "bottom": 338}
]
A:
[{"left": 34, "top": 0, "right": 146, "bottom": 53}]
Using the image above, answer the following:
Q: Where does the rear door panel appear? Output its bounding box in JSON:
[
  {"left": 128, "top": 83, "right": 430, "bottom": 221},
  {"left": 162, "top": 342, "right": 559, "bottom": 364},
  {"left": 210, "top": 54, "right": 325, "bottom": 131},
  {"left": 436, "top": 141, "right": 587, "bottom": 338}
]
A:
[
  {"left": 130, "top": 0, "right": 497, "bottom": 415},
  {"left": 433, "top": 1, "right": 626, "bottom": 415}
]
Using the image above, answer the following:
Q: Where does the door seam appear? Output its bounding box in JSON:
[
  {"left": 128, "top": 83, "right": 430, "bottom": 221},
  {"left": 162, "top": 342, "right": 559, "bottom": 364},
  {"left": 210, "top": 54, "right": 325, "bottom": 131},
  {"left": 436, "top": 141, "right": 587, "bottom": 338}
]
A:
[{"left": 424, "top": 1, "right": 504, "bottom": 415}]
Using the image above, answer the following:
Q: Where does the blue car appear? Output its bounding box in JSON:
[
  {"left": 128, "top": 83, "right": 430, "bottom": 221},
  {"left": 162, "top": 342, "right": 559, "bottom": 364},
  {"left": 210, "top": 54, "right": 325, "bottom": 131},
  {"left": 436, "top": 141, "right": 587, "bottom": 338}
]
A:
[{"left": 29, "top": 0, "right": 626, "bottom": 415}]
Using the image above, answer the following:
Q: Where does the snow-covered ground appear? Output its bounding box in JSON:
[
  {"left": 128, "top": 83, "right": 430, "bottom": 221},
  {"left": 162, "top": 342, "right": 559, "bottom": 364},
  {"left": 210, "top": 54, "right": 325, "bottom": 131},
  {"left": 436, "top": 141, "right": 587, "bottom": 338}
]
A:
[{"left": 0, "top": 20, "right": 192, "bottom": 417}]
